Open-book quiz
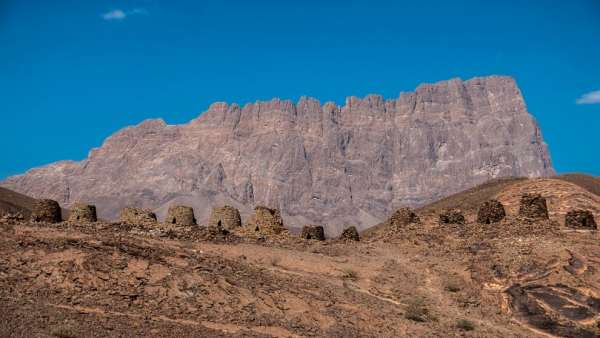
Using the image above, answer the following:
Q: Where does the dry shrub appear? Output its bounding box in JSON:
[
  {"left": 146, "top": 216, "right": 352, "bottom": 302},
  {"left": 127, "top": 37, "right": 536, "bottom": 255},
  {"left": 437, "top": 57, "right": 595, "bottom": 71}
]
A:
[
  {"left": 405, "top": 297, "right": 430, "bottom": 322},
  {"left": 456, "top": 319, "right": 475, "bottom": 331}
]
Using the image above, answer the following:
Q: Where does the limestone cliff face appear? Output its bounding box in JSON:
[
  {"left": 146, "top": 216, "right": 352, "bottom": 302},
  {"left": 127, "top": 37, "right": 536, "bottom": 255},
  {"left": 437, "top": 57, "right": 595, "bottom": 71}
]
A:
[{"left": 1, "top": 76, "right": 554, "bottom": 234}]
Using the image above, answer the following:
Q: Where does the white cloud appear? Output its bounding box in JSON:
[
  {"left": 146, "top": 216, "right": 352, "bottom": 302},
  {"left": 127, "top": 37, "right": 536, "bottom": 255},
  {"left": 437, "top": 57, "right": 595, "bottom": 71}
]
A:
[
  {"left": 102, "top": 9, "right": 126, "bottom": 21},
  {"left": 101, "top": 8, "right": 148, "bottom": 21},
  {"left": 576, "top": 90, "right": 600, "bottom": 105}
]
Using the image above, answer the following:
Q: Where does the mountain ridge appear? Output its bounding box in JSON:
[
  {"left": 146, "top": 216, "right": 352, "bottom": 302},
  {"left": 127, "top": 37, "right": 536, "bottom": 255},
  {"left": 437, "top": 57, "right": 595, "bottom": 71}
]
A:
[{"left": 1, "top": 75, "right": 554, "bottom": 234}]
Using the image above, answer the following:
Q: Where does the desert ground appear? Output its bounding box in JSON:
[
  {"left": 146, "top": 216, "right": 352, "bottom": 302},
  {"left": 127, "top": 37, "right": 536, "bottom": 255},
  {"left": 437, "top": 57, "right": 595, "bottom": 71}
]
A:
[{"left": 1, "top": 176, "right": 599, "bottom": 337}]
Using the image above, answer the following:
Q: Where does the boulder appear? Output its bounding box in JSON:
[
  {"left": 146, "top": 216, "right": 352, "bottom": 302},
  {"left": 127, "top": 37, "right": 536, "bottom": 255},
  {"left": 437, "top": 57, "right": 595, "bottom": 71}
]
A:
[
  {"left": 120, "top": 207, "right": 157, "bottom": 224},
  {"left": 208, "top": 205, "right": 241, "bottom": 230},
  {"left": 339, "top": 226, "right": 360, "bottom": 241},
  {"left": 439, "top": 209, "right": 465, "bottom": 225},
  {"left": 301, "top": 225, "right": 325, "bottom": 241},
  {"left": 518, "top": 193, "right": 549, "bottom": 220},
  {"left": 31, "top": 199, "right": 62, "bottom": 223},
  {"left": 166, "top": 205, "right": 196, "bottom": 226},
  {"left": 477, "top": 199, "right": 506, "bottom": 224},
  {"left": 68, "top": 203, "right": 97, "bottom": 222},
  {"left": 565, "top": 210, "right": 597, "bottom": 229}
]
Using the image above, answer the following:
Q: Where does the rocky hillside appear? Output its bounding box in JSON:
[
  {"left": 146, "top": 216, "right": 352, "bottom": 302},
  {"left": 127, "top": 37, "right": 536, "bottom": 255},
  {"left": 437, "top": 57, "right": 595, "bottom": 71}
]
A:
[
  {"left": 2, "top": 177, "right": 599, "bottom": 337},
  {"left": 1, "top": 76, "right": 554, "bottom": 234}
]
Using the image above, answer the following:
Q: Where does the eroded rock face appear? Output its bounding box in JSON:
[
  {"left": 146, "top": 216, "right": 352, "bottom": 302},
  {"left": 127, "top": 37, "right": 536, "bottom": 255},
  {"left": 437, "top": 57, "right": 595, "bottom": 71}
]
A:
[
  {"left": 519, "top": 193, "right": 549, "bottom": 220},
  {"left": 301, "top": 225, "right": 326, "bottom": 241},
  {"left": 31, "top": 199, "right": 61, "bottom": 223},
  {"left": 208, "top": 206, "right": 241, "bottom": 230},
  {"left": 0, "top": 76, "right": 554, "bottom": 234},
  {"left": 68, "top": 203, "right": 97, "bottom": 222},
  {"left": 565, "top": 210, "right": 597, "bottom": 229},
  {"left": 477, "top": 200, "right": 506, "bottom": 224}
]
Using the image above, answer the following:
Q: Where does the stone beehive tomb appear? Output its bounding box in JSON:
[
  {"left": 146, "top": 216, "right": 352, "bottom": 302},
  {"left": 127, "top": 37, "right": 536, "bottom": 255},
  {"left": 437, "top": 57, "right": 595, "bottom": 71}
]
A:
[
  {"left": 208, "top": 205, "right": 241, "bottom": 230},
  {"left": 518, "top": 193, "right": 549, "bottom": 220},
  {"left": 387, "top": 207, "right": 420, "bottom": 228},
  {"left": 166, "top": 205, "right": 196, "bottom": 226},
  {"left": 245, "top": 205, "right": 285, "bottom": 235},
  {"left": 120, "top": 207, "right": 157, "bottom": 224},
  {"left": 439, "top": 209, "right": 465, "bottom": 225},
  {"left": 301, "top": 225, "right": 326, "bottom": 241},
  {"left": 339, "top": 226, "right": 360, "bottom": 241},
  {"left": 565, "top": 210, "right": 597, "bottom": 229},
  {"left": 68, "top": 203, "right": 97, "bottom": 222},
  {"left": 477, "top": 199, "right": 506, "bottom": 224},
  {"left": 31, "top": 199, "right": 62, "bottom": 223}
]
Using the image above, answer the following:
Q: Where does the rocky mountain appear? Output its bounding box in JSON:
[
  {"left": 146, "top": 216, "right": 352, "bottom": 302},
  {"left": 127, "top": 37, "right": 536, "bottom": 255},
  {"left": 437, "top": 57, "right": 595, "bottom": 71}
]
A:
[{"left": 1, "top": 76, "right": 554, "bottom": 234}]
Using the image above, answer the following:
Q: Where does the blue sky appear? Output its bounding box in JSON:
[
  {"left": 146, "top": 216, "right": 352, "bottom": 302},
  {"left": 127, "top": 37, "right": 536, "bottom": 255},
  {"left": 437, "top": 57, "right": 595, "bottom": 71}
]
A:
[{"left": 1, "top": 0, "right": 599, "bottom": 179}]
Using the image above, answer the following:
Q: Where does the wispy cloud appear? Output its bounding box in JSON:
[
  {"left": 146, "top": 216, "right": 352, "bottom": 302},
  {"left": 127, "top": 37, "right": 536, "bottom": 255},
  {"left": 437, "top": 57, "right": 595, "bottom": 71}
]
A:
[
  {"left": 576, "top": 90, "right": 600, "bottom": 105},
  {"left": 101, "top": 8, "right": 148, "bottom": 21}
]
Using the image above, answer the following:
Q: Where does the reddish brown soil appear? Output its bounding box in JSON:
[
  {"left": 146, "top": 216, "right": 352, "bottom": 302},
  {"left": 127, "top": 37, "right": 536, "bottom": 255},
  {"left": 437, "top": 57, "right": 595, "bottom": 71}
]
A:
[{"left": 1, "top": 177, "right": 599, "bottom": 337}]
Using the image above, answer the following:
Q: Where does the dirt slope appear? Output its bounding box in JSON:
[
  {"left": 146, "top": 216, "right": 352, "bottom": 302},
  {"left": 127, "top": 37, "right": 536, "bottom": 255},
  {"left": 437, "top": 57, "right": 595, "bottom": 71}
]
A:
[
  {"left": 0, "top": 186, "right": 38, "bottom": 218},
  {"left": 558, "top": 173, "right": 600, "bottom": 196},
  {"left": 1, "top": 177, "right": 599, "bottom": 337}
]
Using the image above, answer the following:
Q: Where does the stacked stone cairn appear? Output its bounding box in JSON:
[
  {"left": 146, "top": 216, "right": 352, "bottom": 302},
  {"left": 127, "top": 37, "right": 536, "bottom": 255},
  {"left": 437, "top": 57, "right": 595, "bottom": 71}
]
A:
[
  {"left": 245, "top": 205, "right": 285, "bottom": 235},
  {"left": 208, "top": 205, "right": 242, "bottom": 230},
  {"left": 339, "top": 226, "right": 360, "bottom": 241},
  {"left": 120, "top": 207, "right": 157, "bottom": 224},
  {"left": 387, "top": 207, "right": 420, "bottom": 228},
  {"left": 518, "top": 193, "right": 549, "bottom": 220},
  {"left": 565, "top": 210, "right": 597, "bottom": 229},
  {"left": 301, "top": 225, "right": 325, "bottom": 241},
  {"left": 477, "top": 200, "right": 506, "bottom": 224},
  {"left": 68, "top": 203, "right": 97, "bottom": 222},
  {"left": 438, "top": 209, "right": 465, "bottom": 225},
  {"left": 31, "top": 199, "right": 62, "bottom": 223},
  {"left": 165, "top": 205, "right": 196, "bottom": 226}
]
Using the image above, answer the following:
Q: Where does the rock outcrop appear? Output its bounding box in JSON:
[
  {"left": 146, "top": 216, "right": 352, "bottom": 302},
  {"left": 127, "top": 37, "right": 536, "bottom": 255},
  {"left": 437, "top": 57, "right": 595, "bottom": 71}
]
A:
[{"left": 0, "top": 76, "right": 554, "bottom": 234}]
